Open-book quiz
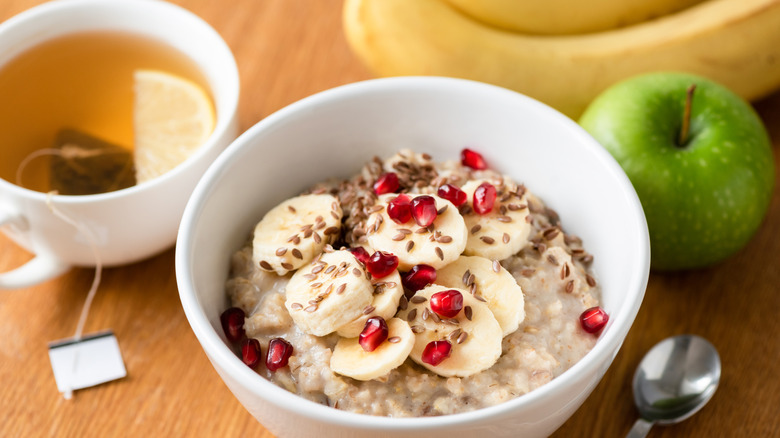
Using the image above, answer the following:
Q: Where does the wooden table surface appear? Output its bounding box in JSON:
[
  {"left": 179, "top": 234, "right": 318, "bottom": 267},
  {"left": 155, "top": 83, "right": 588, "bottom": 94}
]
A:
[{"left": 2, "top": 0, "right": 779, "bottom": 436}]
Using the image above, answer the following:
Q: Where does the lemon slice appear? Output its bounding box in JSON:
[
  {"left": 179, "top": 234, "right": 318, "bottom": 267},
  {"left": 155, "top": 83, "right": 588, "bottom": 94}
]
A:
[{"left": 133, "top": 69, "right": 215, "bottom": 183}]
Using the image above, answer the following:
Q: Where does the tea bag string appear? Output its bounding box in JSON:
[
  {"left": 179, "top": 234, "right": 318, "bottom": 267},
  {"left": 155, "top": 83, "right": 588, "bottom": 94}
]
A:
[
  {"left": 15, "top": 149, "right": 62, "bottom": 187},
  {"left": 45, "top": 191, "right": 103, "bottom": 399}
]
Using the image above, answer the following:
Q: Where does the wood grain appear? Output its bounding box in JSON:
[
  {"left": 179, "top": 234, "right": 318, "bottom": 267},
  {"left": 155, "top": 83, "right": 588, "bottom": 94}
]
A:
[{"left": 1, "top": 1, "right": 778, "bottom": 436}]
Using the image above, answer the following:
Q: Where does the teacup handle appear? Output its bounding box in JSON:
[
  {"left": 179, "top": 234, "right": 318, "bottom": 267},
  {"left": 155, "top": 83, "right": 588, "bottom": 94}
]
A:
[{"left": 0, "top": 212, "right": 70, "bottom": 289}]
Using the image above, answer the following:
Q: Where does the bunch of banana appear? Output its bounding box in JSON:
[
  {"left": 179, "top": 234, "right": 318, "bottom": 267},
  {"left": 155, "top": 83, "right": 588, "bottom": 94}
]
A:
[{"left": 343, "top": 0, "right": 780, "bottom": 117}]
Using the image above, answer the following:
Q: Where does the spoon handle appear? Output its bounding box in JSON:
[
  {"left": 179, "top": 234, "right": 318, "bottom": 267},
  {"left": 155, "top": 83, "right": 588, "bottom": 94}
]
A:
[{"left": 626, "top": 418, "right": 654, "bottom": 438}]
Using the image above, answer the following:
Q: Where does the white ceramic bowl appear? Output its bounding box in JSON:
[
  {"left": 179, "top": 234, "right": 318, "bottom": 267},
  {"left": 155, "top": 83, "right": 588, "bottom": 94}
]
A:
[{"left": 176, "top": 77, "right": 649, "bottom": 438}]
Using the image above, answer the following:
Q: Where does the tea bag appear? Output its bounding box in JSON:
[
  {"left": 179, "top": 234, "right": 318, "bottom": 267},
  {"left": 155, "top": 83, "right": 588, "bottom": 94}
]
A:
[{"left": 49, "top": 129, "right": 136, "bottom": 195}]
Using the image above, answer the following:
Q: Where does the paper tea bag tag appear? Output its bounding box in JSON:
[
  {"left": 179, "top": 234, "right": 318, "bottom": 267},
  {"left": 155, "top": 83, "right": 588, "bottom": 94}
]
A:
[{"left": 48, "top": 330, "right": 127, "bottom": 399}]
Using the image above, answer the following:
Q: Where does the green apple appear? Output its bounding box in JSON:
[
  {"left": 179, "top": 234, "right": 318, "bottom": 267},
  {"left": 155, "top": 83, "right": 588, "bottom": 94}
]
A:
[{"left": 579, "top": 72, "right": 774, "bottom": 270}]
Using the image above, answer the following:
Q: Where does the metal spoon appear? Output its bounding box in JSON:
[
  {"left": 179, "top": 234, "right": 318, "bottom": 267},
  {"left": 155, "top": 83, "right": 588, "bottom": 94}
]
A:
[{"left": 626, "top": 334, "right": 721, "bottom": 438}]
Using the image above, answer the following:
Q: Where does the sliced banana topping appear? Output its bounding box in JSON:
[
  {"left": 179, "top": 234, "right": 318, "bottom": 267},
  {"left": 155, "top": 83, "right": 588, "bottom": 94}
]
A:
[
  {"left": 460, "top": 179, "right": 531, "bottom": 261},
  {"left": 396, "top": 284, "right": 502, "bottom": 377},
  {"left": 330, "top": 317, "right": 415, "bottom": 381},
  {"left": 284, "top": 250, "right": 373, "bottom": 336},
  {"left": 253, "top": 194, "right": 343, "bottom": 275},
  {"left": 365, "top": 194, "right": 467, "bottom": 270},
  {"left": 336, "top": 270, "right": 404, "bottom": 338},
  {"left": 436, "top": 255, "right": 525, "bottom": 336}
]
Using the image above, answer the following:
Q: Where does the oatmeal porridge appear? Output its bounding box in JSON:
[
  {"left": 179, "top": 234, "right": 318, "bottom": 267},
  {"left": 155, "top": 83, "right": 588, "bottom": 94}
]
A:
[{"left": 222, "top": 148, "right": 607, "bottom": 417}]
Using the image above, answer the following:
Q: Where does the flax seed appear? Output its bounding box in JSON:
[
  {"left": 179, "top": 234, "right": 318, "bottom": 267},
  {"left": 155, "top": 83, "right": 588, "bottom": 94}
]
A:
[
  {"left": 259, "top": 260, "right": 272, "bottom": 270},
  {"left": 281, "top": 262, "right": 294, "bottom": 270},
  {"left": 521, "top": 268, "right": 536, "bottom": 277},
  {"left": 410, "top": 296, "right": 427, "bottom": 304},
  {"left": 480, "top": 236, "right": 495, "bottom": 244},
  {"left": 462, "top": 270, "right": 471, "bottom": 286}
]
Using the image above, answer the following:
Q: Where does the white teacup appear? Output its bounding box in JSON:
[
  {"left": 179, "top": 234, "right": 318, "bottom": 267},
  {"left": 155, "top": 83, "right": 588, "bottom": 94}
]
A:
[{"left": 0, "top": 0, "right": 240, "bottom": 289}]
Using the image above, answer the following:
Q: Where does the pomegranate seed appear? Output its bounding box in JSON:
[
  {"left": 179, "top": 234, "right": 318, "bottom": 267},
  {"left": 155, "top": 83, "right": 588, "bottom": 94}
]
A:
[
  {"left": 580, "top": 307, "right": 609, "bottom": 334},
  {"left": 220, "top": 307, "right": 245, "bottom": 342},
  {"left": 461, "top": 148, "right": 488, "bottom": 170},
  {"left": 366, "top": 251, "right": 399, "bottom": 279},
  {"left": 349, "top": 247, "right": 370, "bottom": 265},
  {"left": 473, "top": 182, "right": 497, "bottom": 215},
  {"left": 266, "top": 337, "right": 294, "bottom": 372},
  {"left": 411, "top": 195, "right": 438, "bottom": 227},
  {"left": 421, "top": 340, "right": 452, "bottom": 366},
  {"left": 429, "top": 289, "right": 463, "bottom": 318},
  {"left": 387, "top": 194, "right": 412, "bottom": 224},
  {"left": 437, "top": 184, "right": 467, "bottom": 207},
  {"left": 241, "top": 338, "right": 262, "bottom": 368},
  {"left": 359, "top": 317, "right": 389, "bottom": 352},
  {"left": 402, "top": 264, "right": 437, "bottom": 294},
  {"left": 374, "top": 172, "right": 400, "bottom": 195}
]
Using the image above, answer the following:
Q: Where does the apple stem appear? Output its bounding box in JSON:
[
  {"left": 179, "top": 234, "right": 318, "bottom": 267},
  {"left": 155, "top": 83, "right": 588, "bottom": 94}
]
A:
[{"left": 678, "top": 84, "right": 696, "bottom": 147}]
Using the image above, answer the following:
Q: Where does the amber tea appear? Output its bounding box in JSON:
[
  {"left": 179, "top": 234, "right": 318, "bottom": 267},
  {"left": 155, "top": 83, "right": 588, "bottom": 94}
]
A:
[{"left": 0, "top": 31, "right": 210, "bottom": 194}]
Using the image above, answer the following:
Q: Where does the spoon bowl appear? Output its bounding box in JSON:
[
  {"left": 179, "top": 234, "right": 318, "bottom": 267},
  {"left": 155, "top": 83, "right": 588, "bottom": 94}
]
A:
[{"left": 628, "top": 334, "right": 721, "bottom": 437}]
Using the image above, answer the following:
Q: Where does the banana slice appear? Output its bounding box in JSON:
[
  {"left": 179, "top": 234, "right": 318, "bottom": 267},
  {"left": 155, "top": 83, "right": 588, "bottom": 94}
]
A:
[
  {"left": 252, "top": 194, "right": 343, "bottom": 275},
  {"left": 284, "top": 250, "right": 373, "bottom": 336},
  {"left": 396, "top": 284, "right": 502, "bottom": 377},
  {"left": 460, "top": 179, "right": 531, "bottom": 261},
  {"left": 435, "top": 255, "right": 525, "bottom": 336},
  {"left": 336, "top": 269, "right": 404, "bottom": 337},
  {"left": 330, "top": 317, "right": 415, "bottom": 381},
  {"left": 365, "top": 194, "right": 467, "bottom": 270}
]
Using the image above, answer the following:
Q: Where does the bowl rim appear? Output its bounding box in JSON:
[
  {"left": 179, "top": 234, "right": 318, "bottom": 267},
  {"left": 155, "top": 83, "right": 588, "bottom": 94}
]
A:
[{"left": 176, "top": 76, "right": 649, "bottom": 430}]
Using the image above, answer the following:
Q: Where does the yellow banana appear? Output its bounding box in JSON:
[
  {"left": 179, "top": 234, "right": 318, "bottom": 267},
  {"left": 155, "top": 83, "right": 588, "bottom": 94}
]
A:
[
  {"left": 344, "top": 0, "right": 780, "bottom": 118},
  {"left": 444, "top": 0, "right": 705, "bottom": 35}
]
